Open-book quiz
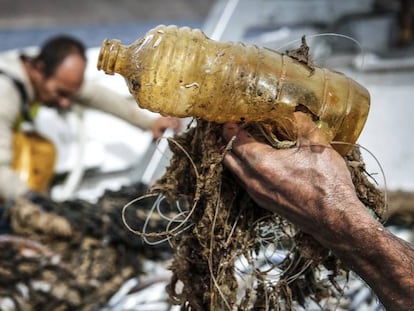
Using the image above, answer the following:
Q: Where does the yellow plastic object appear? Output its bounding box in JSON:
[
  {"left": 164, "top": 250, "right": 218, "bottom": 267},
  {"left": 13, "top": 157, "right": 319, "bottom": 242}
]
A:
[
  {"left": 97, "top": 25, "right": 370, "bottom": 155},
  {"left": 12, "top": 131, "right": 56, "bottom": 193}
]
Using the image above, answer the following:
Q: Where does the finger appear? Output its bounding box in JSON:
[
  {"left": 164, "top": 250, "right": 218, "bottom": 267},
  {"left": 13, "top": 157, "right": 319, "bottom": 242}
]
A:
[
  {"left": 166, "top": 117, "right": 178, "bottom": 126},
  {"left": 224, "top": 151, "right": 279, "bottom": 214},
  {"left": 222, "top": 123, "right": 282, "bottom": 168},
  {"left": 222, "top": 123, "right": 240, "bottom": 142},
  {"left": 293, "top": 111, "right": 331, "bottom": 147},
  {"left": 172, "top": 118, "right": 182, "bottom": 131},
  {"left": 222, "top": 151, "right": 251, "bottom": 189},
  {"left": 222, "top": 123, "right": 260, "bottom": 149}
]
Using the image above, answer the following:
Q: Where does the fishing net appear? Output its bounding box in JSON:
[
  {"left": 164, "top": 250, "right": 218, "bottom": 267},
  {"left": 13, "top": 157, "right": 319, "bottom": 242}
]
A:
[
  {"left": 133, "top": 120, "right": 386, "bottom": 310},
  {"left": 0, "top": 182, "right": 172, "bottom": 311}
]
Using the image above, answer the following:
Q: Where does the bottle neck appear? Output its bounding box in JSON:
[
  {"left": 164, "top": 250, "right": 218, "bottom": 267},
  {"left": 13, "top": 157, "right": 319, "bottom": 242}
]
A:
[{"left": 97, "top": 39, "right": 123, "bottom": 75}]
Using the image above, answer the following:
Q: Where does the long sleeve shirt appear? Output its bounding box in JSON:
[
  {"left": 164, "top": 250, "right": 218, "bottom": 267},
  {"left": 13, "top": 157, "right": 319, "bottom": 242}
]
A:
[{"left": 0, "top": 49, "right": 156, "bottom": 201}]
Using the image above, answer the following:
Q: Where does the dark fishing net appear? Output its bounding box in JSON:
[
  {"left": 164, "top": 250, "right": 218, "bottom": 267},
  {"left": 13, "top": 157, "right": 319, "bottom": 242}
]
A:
[
  {"left": 145, "top": 119, "right": 385, "bottom": 310},
  {"left": 0, "top": 182, "right": 173, "bottom": 311}
]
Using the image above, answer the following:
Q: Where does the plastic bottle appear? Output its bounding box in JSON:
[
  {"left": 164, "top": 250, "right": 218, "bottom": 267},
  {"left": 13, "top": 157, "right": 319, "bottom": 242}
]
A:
[{"left": 97, "top": 25, "right": 369, "bottom": 155}]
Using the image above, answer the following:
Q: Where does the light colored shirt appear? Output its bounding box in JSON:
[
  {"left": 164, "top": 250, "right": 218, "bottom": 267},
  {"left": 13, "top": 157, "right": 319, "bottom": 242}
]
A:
[{"left": 0, "top": 49, "right": 156, "bottom": 200}]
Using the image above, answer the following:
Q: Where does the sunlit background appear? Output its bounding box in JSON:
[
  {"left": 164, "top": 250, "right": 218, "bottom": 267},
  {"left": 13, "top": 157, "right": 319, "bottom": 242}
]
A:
[
  {"left": 0, "top": 0, "right": 216, "bottom": 201},
  {"left": 2, "top": 0, "right": 413, "bottom": 202},
  {"left": 1, "top": 1, "right": 413, "bottom": 310}
]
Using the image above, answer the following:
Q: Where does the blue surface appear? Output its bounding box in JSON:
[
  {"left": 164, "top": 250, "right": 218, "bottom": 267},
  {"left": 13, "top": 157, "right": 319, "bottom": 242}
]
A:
[{"left": 0, "top": 20, "right": 202, "bottom": 51}]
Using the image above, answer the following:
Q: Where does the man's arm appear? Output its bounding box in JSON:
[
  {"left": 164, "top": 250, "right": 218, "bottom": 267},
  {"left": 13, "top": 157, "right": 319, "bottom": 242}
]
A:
[
  {"left": 0, "top": 78, "right": 30, "bottom": 201},
  {"left": 221, "top": 119, "right": 414, "bottom": 310},
  {"left": 326, "top": 203, "right": 414, "bottom": 309},
  {"left": 76, "top": 80, "right": 180, "bottom": 138}
]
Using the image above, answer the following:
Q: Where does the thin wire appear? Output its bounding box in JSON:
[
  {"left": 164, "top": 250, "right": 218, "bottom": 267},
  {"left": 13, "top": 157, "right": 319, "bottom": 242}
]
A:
[
  {"left": 275, "top": 32, "right": 366, "bottom": 70},
  {"left": 121, "top": 192, "right": 196, "bottom": 246},
  {"left": 175, "top": 199, "right": 184, "bottom": 214},
  {"left": 164, "top": 212, "right": 195, "bottom": 245},
  {"left": 332, "top": 141, "right": 388, "bottom": 211},
  {"left": 121, "top": 193, "right": 159, "bottom": 236},
  {"left": 144, "top": 211, "right": 194, "bottom": 246},
  {"left": 140, "top": 129, "right": 173, "bottom": 185},
  {"left": 207, "top": 181, "right": 232, "bottom": 310},
  {"left": 286, "top": 258, "right": 313, "bottom": 285},
  {"left": 155, "top": 195, "right": 184, "bottom": 223},
  {"left": 121, "top": 135, "right": 202, "bottom": 244}
]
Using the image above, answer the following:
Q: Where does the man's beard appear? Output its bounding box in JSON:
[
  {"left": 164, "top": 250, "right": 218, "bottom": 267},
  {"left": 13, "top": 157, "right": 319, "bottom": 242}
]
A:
[
  {"left": 43, "top": 101, "right": 71, "bottom": 114},
  {"left": 56, "top": 105, "right": 71, "bottom": 115}
]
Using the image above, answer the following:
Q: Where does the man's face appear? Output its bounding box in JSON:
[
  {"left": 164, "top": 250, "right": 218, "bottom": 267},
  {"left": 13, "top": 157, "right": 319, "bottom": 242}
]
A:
[{"left": 35, "top": 54, "right": 86, "bottom": 109}]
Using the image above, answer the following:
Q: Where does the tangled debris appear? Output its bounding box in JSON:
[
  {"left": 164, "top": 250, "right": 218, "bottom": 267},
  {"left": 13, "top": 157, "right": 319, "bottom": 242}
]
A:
[
  {"left": 146, "top": 119, "right": 385, "bottom": 310},
  {"left": 0, "top": 182, "right": 172, "bottom": 311},
  {"left": 0, "top": 124, "right": 387, "bottom": 311}
]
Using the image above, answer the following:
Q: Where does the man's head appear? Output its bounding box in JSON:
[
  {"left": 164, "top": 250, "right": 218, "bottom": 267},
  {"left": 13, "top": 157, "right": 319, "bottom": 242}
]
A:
[{"left": 26, "top": 35, "right": 87, "bottom": 109}]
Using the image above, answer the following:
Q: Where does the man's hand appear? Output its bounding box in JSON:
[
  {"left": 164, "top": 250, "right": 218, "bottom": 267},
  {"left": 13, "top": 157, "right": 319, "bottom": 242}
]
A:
[
  {"left": 150, "top": 116, "right": 181, "bottom": 139},
  {"left": 221, "top": 112, "right": 414, "bottom": 309},
  {"left": 221, "top": 112, "right": 360, "bottom": 240}
]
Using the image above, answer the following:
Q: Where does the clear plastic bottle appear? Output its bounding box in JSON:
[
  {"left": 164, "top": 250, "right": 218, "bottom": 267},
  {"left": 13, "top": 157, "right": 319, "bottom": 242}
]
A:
[{"left": 97, "top": 25, "right": 369, "bottom": 155}]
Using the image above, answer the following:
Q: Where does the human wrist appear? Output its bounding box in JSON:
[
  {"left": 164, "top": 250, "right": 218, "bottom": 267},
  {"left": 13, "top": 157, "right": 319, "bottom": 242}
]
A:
[
  {"left": 318, "top": 203, "right": 414, "bottom": 309},
  {"left": 315, "top": 193, "right": 374, "bottom": 251}
]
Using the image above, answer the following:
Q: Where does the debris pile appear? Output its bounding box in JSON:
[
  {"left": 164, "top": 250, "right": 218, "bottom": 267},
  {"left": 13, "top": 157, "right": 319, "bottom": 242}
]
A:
[
  {"left": 149, "top": 120, "right": 385, "bottom": 310},
  {"left": 0, "top": 182, "right": 172, "bottom": 311}
]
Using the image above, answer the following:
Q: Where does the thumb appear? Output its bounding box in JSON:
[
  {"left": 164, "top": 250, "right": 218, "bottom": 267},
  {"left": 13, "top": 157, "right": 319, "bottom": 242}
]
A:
[{"left": 293, "top": 111, "right": 331, "bottom": 147}]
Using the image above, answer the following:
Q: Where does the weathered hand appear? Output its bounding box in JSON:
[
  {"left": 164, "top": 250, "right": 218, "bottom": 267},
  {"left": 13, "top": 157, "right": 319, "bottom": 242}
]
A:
[
  {"left": 222, "top": 112, "right": 361, "bottom": 241},
  {"left": 222, "top": 112, "right": 414, "bottom": 310}
]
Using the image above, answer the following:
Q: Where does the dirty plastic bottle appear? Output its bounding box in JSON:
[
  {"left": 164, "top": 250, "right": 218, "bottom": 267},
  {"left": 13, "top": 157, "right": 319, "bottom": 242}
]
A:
[{"left": 97, "top": 25, "right": 369, "bottom": 155}]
